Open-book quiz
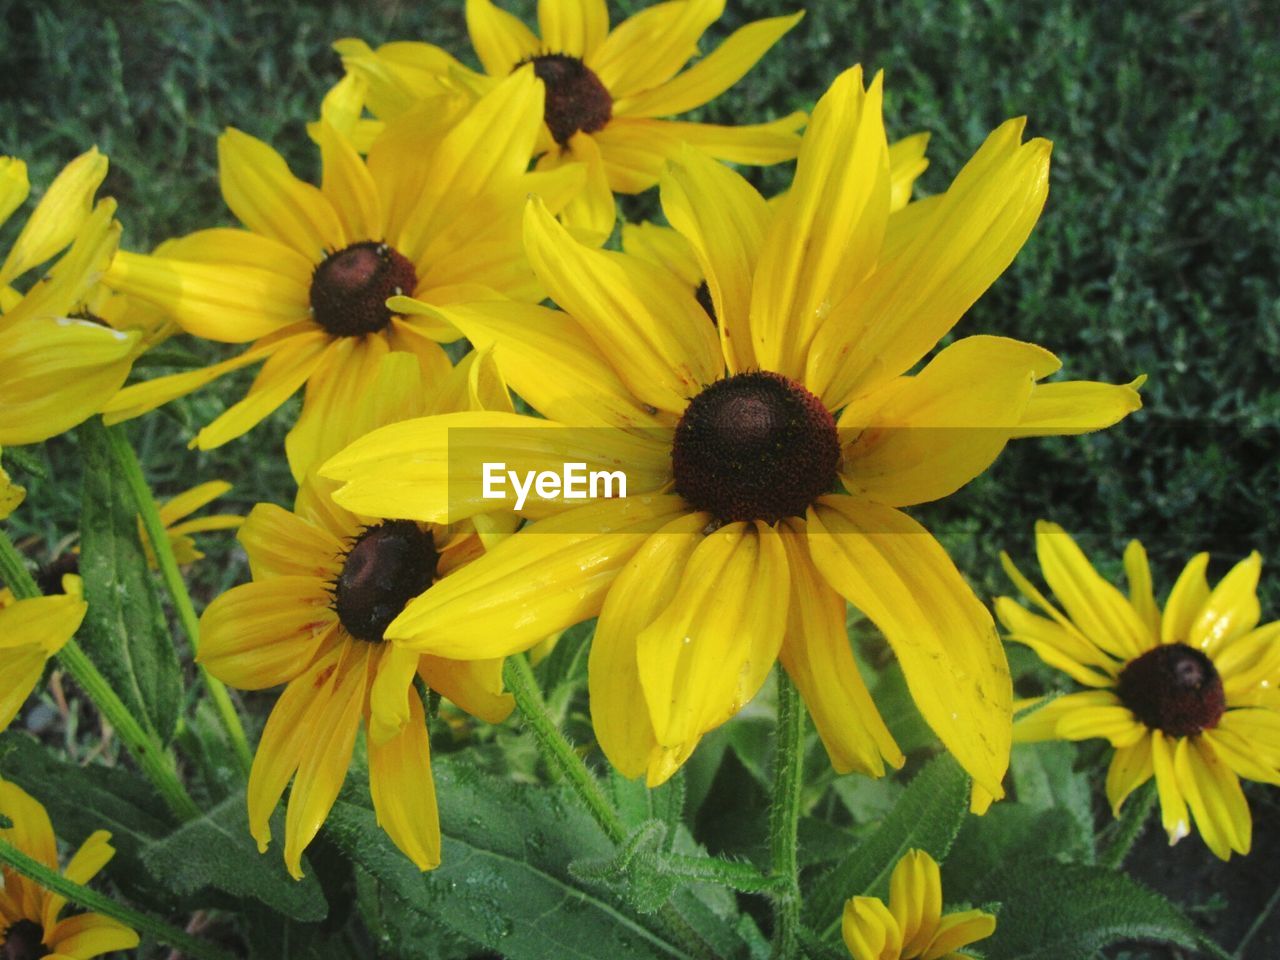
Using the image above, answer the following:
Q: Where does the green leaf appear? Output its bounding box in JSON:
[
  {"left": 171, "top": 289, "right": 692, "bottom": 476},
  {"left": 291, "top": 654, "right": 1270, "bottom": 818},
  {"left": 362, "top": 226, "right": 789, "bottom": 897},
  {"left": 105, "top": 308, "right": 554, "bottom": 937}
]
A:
[
  {"left": 141, "top": 795, "right": 328, "bottom": 922},
  {"left": 326, "top": 755, "right": 744, "bottom": 960},
  {"left": 942, "top": 804, "right": 1084, "bottom": 901},
  {"left": 1009, "top": 741, "right": 1095, "bottom": 860},
  {"left": 77, "top": 419, "right": 182, "bottom": 744},
  {"left": 976, "top": 860, "right": 1222, "bottom": 960},
  {"left": 804, "top": 754, "right": 969, "bottom": 934}
]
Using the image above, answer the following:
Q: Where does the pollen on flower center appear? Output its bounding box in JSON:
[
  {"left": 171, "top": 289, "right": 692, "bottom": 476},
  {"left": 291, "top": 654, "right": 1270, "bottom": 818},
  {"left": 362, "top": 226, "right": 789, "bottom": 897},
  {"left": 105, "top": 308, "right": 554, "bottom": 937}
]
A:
[
  {"left": 672, "top": 371, "right": 840, "bottom": 524},
  {"left": 333, "top": 520, "right": 438, "bottom": 643},
  {"left": 520, "top": 54, "right": 612, "bottom": 146},
  {"left": 2, "top": 920, "right": 50, "bottom": 960},
  {"left": 310, "top": 241, "right": 417, "bottom": 338},
  {"left": 1116, "top": 642, "right": 1226, "bottom": 737}
]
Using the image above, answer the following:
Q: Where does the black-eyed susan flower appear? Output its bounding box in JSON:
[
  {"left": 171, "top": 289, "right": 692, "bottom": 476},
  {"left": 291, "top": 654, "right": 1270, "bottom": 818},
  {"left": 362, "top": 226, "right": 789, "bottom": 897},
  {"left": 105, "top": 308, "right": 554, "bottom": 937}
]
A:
[
  {"left": 323, "top": 66, "right": 1142, "bottom": 797},
  {"left": 101, "top": 67, "right": 583, "bottom": 482},
  {"left": 842, "top": 849, "right": 994, "bottom": 960},
  {"left": 0, "top": 780, "right": 139, "bottom": 958},
  {"left": 0, "top": 151, "right": 141, "bottom": 446},
  {"left": 199, "top": 352, "right": 518, "bottom": 877},
  {"left": 336, "top": 0, "right": 807, "bottom": 239},
  {"left": 998, "top": 522, "right": 1280, "bottom": 860},
  {"left": 0, "top": 583, "right": 86, "bottom": 734}
]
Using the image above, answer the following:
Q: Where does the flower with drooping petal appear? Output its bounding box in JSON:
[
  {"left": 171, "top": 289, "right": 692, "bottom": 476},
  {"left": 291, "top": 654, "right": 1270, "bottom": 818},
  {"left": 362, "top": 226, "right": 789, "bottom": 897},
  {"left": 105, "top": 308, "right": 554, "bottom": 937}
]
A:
[
  {"left": 323, "top": 66, "right": 1142, "bottom": 798},
  {"left": 336, "top": 0, "right": 807, "bottom": 239},
  {"left": 999, "top": 522, "right": 1280, "bottom": 860},
  {"left": 199, "top": 351, "right": 518, "bottom": 877},
  {"left": 101, "top": 67, "right": 583, "bottom": 482},
  {"left": 842, "top": 849, "right": 995, "bottom": 960},
  {"left": 0, "top": 779, "right": 139, "bottom": 958},
  {"left": 0, "top": 150, "right": 141, "bottom": 446}
]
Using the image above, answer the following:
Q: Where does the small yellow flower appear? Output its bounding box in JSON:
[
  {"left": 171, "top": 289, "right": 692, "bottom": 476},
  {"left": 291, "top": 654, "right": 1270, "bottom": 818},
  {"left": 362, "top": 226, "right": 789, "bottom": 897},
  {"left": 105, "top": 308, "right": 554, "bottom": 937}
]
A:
[
  {"left": 0, "top": 779, "right": 139, "bottom": 958},
  {"left": 199, "top": 352, "right": 517, "bottom": 877},
  {"left": 0, "top": 151, "right": 141, "bottom": 446},
  {"left": 101, "top": 68, "right": 581, "bottom": 481},
  {"left": 999, "top": 522, "right": 1280, "bottom": 860},
  {"left": 842, "top": 850, "right": 995, "bottom": 960},
  {"left": 145, "top": 480, "right": 243, "bottom": 566},
  {"left": 336, "top": 0, "right": 807, "bottom": 239},
  {"left": 0, "top": 583, "right": 86, "bottom": 734}
]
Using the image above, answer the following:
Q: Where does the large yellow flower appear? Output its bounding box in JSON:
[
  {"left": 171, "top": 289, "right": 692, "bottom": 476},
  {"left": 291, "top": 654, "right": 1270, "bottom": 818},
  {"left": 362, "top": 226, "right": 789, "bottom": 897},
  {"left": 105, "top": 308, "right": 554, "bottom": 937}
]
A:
[
  {"left": 0, "top": 583, "right": 86, "bottom": 734},
  {"left": 0, "top": 780, "right": 138, "bottom": 958},
  {"left": 101, "top": 68, "right": 582, "bottom": 481},
  {"left": 0, "top": 151, "right": 140, "bottom": 446},
  {"left": 199, "top": 352, "right": 516, "bottom": 877},
  {"left": 323, "top": 66, "right": 1142, "bottom": 798},
  {"left": 999, "top": 522, "right": 1280, "bottom": 860},
  {"left": 336, "top": 0, "right": 806, "bottom": 238},
  {"left": 842, "top": 850, "right": 995, "bottom": 960}
]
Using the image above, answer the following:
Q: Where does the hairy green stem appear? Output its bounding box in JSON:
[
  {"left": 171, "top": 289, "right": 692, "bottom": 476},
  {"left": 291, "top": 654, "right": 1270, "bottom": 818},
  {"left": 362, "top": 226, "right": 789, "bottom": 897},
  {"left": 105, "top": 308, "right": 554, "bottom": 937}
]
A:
[
  {"left": 0, "top": 836, "right": 234, "bottom": 960},
  {"left": 769, "top": 672, "right": 805, "bottom": 960},
  {"left": 663, "top": 853, "right": 789, "bottom": 894},
  {"left": 1099, "top": 780, "right": 1156, "bottom": 869},
  {"left": 0, "top": 527, "right": 200, "bottom": 822},
  {"left": 105, "top": 425, "right": 252, "bottom": 775}
]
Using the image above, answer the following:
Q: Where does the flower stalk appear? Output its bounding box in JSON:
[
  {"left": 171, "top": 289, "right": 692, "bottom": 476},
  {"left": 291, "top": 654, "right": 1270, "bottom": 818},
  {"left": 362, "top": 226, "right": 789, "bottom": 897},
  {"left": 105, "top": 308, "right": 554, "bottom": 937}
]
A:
[{"left": 769, "top": 671, "right": 806, "bottom": 960}]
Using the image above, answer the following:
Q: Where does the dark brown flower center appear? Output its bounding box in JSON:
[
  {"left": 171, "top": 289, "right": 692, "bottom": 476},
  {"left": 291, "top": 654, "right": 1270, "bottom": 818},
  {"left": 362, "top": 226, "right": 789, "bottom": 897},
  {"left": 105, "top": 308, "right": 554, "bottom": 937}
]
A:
[
  {"left": 694, "top": 280, "right": 717, "bottom": 326},
  {"left": 672, "top": 371, "right": 840, "bottom": 524},
  {"left": 522, "top": 54, "right": 612, "bottom": 146},
  {"left": 2, "top": 920, "right": 50, "bottom": 960},
  {"left": 1116, "top": 643, "right": 1226, "bottom": 737},
  {"left": 310, "top": 242, "right": 417, "bottom": 338},
  {"left": 333, "top": 521, "right": 438, "bottom": 643}
]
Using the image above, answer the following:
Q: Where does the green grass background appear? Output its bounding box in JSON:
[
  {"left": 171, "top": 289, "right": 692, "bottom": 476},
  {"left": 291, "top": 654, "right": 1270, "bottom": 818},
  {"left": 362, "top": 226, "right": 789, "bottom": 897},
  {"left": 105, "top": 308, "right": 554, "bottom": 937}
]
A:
[{"left": 1, "top": 0, "right": 1278, "bottom": 955}]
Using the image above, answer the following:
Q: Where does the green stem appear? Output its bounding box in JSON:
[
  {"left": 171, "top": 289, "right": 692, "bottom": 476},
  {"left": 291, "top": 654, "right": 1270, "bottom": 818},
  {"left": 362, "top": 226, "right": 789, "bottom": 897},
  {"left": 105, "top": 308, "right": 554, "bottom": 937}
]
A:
[
  {"left": 0, "top": 527, "right": 200, "bottom": 822},
  {"left": 502, "top": 654, "right": 720, "bottom": 960},
  {"left": 104, "top": 425, "right": 252, "bottom": 775},
  {"left": 1099, "top": 780, "right": 1156, "bottom": 869},
  {"left": 0, "top": 836, "right": 234, "bottom": 960},
  {"left": 663, "top": 853, "right": 788, "bottom": 894},
  {"left": 769, "top": 672, "right": 805, "bottom": 960}
]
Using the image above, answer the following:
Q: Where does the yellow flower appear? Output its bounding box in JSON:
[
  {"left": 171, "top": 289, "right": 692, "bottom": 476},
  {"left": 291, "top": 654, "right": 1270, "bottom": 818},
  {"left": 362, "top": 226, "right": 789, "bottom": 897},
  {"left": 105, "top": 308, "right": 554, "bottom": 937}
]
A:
[
  {"left": 0, "top": 449, "right": 24, "bottom": 520},
  {"left": 842, "top": 849, "right": 995, "bottom": 960},
  {"left": 0, "top": 584, "right": 85, "bottom": 734},
  {"left": 998, "top": 522, "right": 1280, "bottom": 860},
  {"left": 323, "top": 66, "right": 1142, "bottom": 796},
  {"left": 199, "top": 352, "right": 516, "bottom": 878},
  {"left": 0, "top": 151, "right": 141, "bottom": 446},
  {"left": 146, "top": 480, "right": 244, "bottom": 566},
  {"left": 336, "top": 0, "right": 807, "bottom": 239},
  {"left": 101, "top": 67, "right": 582, "bottom": 482},
  {"left": 0, "top": 780, "right": 139, "bottom": 958}
]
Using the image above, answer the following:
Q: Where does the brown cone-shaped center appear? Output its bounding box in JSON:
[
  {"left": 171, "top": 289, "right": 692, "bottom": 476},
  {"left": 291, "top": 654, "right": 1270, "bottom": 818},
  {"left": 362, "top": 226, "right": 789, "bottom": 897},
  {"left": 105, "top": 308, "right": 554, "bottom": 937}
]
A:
[
  {"left": 310, "top": 242, "right": 417, "bottom": 338},
  {"left": 523, "top": 54, "right": 612, "bottom": 146},
  {"left": 2, "top": 921, "right": 50, "bottom": 960},
  {"left": 333, "top": 521, "right": 438, "bottom": 643},
  {"left": 672, "top": 371, "right": 840, "bottom": 524},
  {"left": 1117, "top": 643, "right": 1226, "bottom": 737}
]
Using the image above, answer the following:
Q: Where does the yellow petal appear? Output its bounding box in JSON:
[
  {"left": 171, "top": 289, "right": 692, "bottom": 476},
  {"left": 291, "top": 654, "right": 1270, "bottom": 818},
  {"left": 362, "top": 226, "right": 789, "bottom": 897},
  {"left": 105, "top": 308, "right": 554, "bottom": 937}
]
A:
[
  {"left": 335, "top": 38, "right": 465, "bottom": 121},
  {"left": 778, "top": 524, "right": 902, "bottom": 776},
  {"left": 157, "top": 480, "right": 232, "bottom": 528},
  {"left": 218, "top": 128, "right": 345, "bottom": 260},
  {"left": 0, "top": 157, "right": 30, "bottom": 232},
  {"left": 1210, "top": 710, "right": 1280, "bottom": 782},
  {"left": 385, "top": 496, "right": 689, "bottom": 658},
  {"left": 1161, "top": 552, "right": 1210, "bottom": 646},
  {"left": 620, "top": 221, "right": 702, "bottom": 288},
  {"left": 419, "top": 655, "right": 514, "bottom": 724},
  {"left": 45, "top": 912, "right": 139, "bottom": 957},
  {"left": 42, "top": 830, "right": 116, "bottom": 929},
  {"left": 316, "top": 120, "right": 383, "bottom": 242},
  {"left": 590, "top": 511, "right": 708, "bottom": 778},
  {"left": 1011, "top": 690, "right": 1123, "bottom": 743},
  {"left": 841, "top": 896, "right": 902, "bottom": 960},
  {"left": 236, "top": 502, "right": 346, "bottom": 581},
  {"left": 1190, "top": 552, "right": 1262, "bottom": 656},
  {"left": 588, "top": 0, "right": 724, "bottom": 99},
  {"left": 887, "top": 849, "right": 942, "bottom": 956},
  {"left": 523, "top": 195, "right": 720, "bottom": 412},
  {"left": 1174, "top": 734, "right": 1251, "bottom": 859},
  {"left": 1123, "top": 539, "right": 1161, "bottom": 641},
  {"left": 284, "top": 647, "right": 370, "bottom": 878},
  {"left": 1033, "top": 521, "right": 1151, "bottom": 661},
  {"left": 1217, "top": 623, "right": 1280, "bottom": 702},
  {"left": 0, "top": 148, "right": 107, "bottom": 286},
  {"left": 636, "top": 520, "right": 788, "bottom": 759},
  {"left": 613, "top": 11, "right": 803, "bottom": 118},
  {"left": 807, "top": 496, "right": 1011, "bottom": 797},
  {"left": 466, "top": 0, "right": 541, "bottom": 75},
  {"left": 1056, "top": 702, "right": 1148, "bottom": 748},
  {"left": 1106, "top": 736, "right": 1154, "bottom": 817},
  {"left": 539, "top": 0, "right": 609, "bottom": 59},
  {"left": 660, "top": 144, "right": 769, "bottom": 373},
  {"left": 995, "top": 597, "right": 1119, "bottom": 687},
  {"left": 0, "top": 448, "right": 25, "bottom": 519},
  {"left": 540, "top": 131, "right": 617, "bottom": 245},
  {"left": 754, "top": 66, "right": 888, "bottom": 379},
  {"left": 839, "top": 336, "right": 1055, "bottom": 506},
  {"left": 310, "top": 71, "right": 383, "bottom": 153},
  {"left": 888, "top": 132, "right": 930, "bottom": 212},
  {"left": 368, "top": 644, "right": 421, "bottom": 745},
  {"left": 810, "top": 117, "right": 1051, "bottom": 409},
  {"left": 1010, "top": 377, "right": 1144, "bottom": 437},
  {"left": 1150, "top": 730, "right": 1191, "bottom": 845},
  {"left": 368, "top": 690, "right": 441, "bottom": 870},
  {"left": 920, "top": 909, "right": 996, "bottom": 960}
]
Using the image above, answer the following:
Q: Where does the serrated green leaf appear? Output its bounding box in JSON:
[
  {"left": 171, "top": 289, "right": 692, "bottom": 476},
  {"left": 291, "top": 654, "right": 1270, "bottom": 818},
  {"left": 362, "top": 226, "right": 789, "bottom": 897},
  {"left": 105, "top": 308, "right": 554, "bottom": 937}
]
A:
[
  {"left": 942, "top": 804, "right": 1083, "bottom": 901},
  {"left": 77, "top": 419, "right": 182, "bottom": 744},
  {"left": 141, "top": 795, "right": 327, "bottom": 922},
  {"left": 1009, "top": 741, "right": 1095, "bottom": 860},
  {"left": 976, "top": 860, "right": 1218, "bottom": 960},
  {"left": 805, "top": 754, "right": 969, "bottom": 934}
]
